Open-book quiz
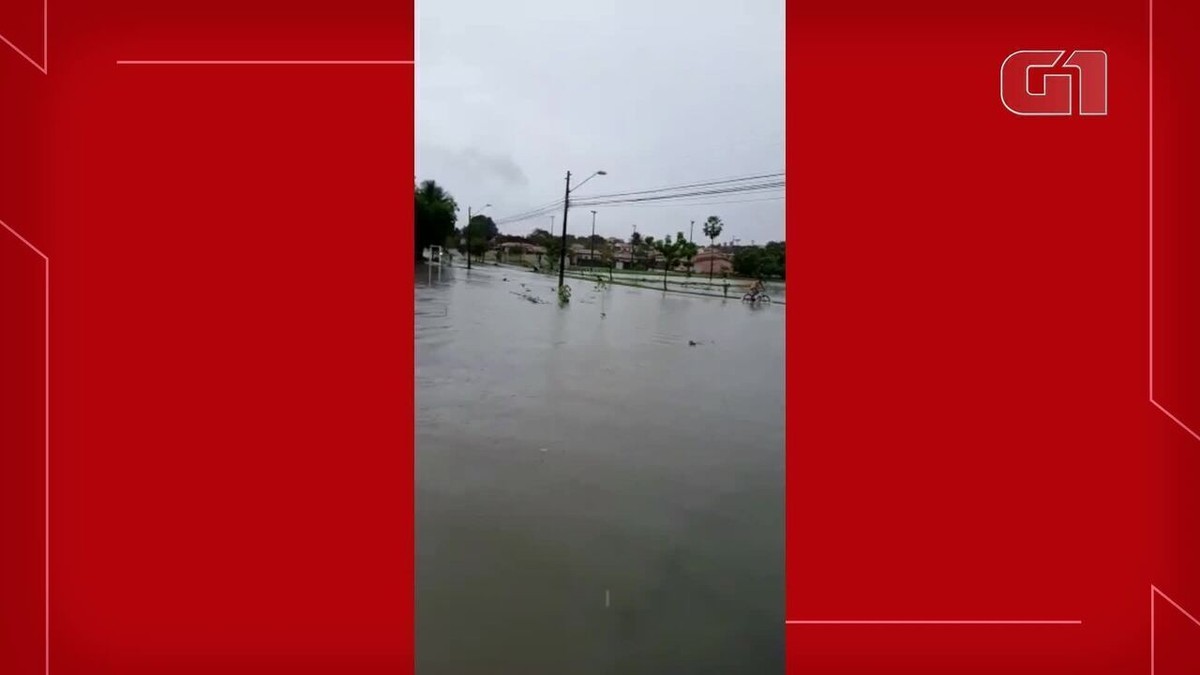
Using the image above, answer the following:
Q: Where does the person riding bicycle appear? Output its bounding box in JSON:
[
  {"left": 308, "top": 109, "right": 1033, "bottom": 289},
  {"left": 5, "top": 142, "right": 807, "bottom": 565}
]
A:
[{"left": 749, "top": 278, "right": 765, "bottom": 298}]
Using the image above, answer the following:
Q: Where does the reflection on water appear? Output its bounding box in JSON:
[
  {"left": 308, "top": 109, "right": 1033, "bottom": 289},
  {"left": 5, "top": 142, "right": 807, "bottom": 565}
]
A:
[{"left": 417, "top": 264, "right": 784, "bottom": 674}]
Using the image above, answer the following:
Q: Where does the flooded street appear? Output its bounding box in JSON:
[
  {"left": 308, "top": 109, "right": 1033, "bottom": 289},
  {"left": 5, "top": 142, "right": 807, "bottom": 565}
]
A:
[{"left": 416, "top": 264, "right": 784, "bottom": 674}]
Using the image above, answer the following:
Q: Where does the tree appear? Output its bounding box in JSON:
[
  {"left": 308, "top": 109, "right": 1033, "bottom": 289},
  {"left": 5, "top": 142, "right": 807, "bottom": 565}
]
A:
[
  {"left": 629, "top": 232, "right": 646, "bottom": 269},
  {"left": 732, "top": 247, "right": 763, "bottom": 278},
  {"left": 652, "top": 232, "right": 694, "bottom": 291},
  {"left": 415, "top": 180, "right": 458, "bottom": 261},
  {"left": 544, "top": 238, "right": 562, "bottom": 272},
  {"left": 680, "top": 238, "right": 698, "bottom": 277},
  {"left": 443, "top": 230, "right": 460, "bottom": 262},
  {"left": 732, "top": 242, "right": 785, "bottom": 279},
  {"left": 643, "top": 236, "right": 657, "bottom": 270},
  {"left": 763, "top": 241, "right": 786, "bottom": 279},
  {"left": 468, "top": 214, "right": 499, "bottom": 242},
  {"left": 600, "top": 244, "right": 615, "bottom": 282},
  {"left": 701, "top": 215, "right": 725, "bottom": 281},
  {"left": 527, "top": 228, "right": 556, "bottom": 270},
  {"left": 454, "top": 226, "right": 468, "bottom": 259},
  {"left": 465, "top": 214, "right": 498, "bottom": 262}
]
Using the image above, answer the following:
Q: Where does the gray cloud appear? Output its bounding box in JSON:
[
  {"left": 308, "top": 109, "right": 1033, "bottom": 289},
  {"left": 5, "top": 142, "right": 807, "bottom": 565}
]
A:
[
  {"left": 417, "top": 0, "right": 784, "bottom": 244},
  {"left": 420, "top": 143, "right": 530, "bottom": 189}
]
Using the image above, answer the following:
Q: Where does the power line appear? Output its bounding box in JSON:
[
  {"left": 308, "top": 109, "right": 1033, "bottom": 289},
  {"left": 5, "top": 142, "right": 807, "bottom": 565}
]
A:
[
  {"left": 599, "top": 195, "right": 784, "bottom": 209},
  {"left": 493, "top": 199, "right": 564, "bottom": 226},
  {"left": 571, "top": 172, "right": 784, "bottom": 201},
  {"left": 573, "top": 181, "right": 784, "bottom": 207},
  {"left": 494, "top": 199, "right": 562, "bottom": 222},
  {"left": 491, "top": 169, "right": 785, "bottom": 231}
]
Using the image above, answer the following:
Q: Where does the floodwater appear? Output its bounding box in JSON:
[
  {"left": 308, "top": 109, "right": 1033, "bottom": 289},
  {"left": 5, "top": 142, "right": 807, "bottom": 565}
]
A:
[{"left": 416, "top": 264, "right": 784, "bottom": 674}]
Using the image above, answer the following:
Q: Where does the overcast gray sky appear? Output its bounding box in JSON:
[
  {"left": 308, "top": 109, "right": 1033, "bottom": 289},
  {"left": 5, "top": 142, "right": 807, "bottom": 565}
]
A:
[{"left": 416, "top": 0, "right": 784, "bottom": 245}]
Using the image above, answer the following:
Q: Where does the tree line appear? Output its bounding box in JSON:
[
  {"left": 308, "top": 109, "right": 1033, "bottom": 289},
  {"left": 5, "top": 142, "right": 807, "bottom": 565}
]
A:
[
  {"left": 417, "top": 179, "right": 782, "bottom": 279},
  {"left": 414, "top": 179, "right": 499, "bottom": 263},
  {"left": 732, "top": 241, "right": 785, "bottom": 279}
]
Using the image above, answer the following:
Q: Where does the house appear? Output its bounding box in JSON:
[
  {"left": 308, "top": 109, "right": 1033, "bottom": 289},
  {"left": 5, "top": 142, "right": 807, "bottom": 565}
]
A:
[
  {"left": 495, "top": 242, "right": 547, "bottom": 265},
  {"left": 570, "top": 241, "right": 635, "bottom": 269},
  {"left": 692, "top": 249, "right": 733, "bottom": 276},
  {"left": 568, "top": 243, "right": 592, "bottom": 267},
  {"left": 609, "top": 241, "right": 635, "bottom": 269}
]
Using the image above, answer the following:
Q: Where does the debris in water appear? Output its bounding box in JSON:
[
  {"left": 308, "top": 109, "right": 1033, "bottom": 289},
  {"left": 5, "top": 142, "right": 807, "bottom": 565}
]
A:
[
  {"left": 605, "top": 589, "right": 610, "bottom": 608},
  {"left": 539, "top": 448, "right": 549, "bottom": 453},
  {"left": 688, "top": 340, "right": 698, "bottom": 346},
  {"left": 509, "top": 290, "right": 547, "bottom": 304}
]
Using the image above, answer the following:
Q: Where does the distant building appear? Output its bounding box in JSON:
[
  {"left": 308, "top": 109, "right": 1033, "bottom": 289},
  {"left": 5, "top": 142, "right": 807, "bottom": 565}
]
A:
[
  {"left": 495, "top": 242, "right": 547, "bottom": 265},
  {"left": 572, "top": 242, "right": 633, "bottom": 269},
  {"left": 692, "top": 250, "right": 733, "bottom": 276}
]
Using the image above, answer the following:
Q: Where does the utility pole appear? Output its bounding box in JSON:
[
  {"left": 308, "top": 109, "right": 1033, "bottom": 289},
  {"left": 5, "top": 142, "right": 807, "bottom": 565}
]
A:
[
  {"left": 466, "top": 206, "right": 473, "bottom": 270},
  {"left": 463, "top": 203, "right": 491, "bottom": 270},
  {"left": 690, "top": 220, "right": 695, "bottom": 243},
  {"left": 547, "top": 170, "right": 606, "bottom": 288},
  {"left": 589, "top": 210, "right": 598, "bottom": 269},
  {"left": 558, "top": 171, "right": 572, "bottom": 289}
]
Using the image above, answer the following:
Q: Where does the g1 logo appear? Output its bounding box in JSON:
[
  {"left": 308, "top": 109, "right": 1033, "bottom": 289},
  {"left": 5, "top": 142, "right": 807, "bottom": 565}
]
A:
[{"left": 1000, "top": 50, "right": 1108, "bottom": 116}]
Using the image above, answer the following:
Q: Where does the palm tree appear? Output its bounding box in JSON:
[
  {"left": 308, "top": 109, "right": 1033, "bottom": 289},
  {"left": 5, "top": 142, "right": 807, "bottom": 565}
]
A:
[
  {"left": 701, "top": 215, "right": 724, "bottom": 281},
  {"left": 415, "top": 180, "right": 458, "bottom": 261}
]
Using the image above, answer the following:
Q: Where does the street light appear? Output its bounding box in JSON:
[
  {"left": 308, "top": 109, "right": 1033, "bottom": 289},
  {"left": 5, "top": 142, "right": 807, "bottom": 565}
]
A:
[
  {"left": 465, "top": 203, "right": 492, "bottom": 270},
  {"left": 589, "top": 210, "right": 598, "bottom": 270},
  {"left": 558, "top": 170, "right": 607, "bottom": 289}
]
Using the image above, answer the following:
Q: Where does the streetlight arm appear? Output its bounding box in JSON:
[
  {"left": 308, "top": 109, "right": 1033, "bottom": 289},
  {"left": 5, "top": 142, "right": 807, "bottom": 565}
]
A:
[{"left": 568, "top": 171, "right": 606, "bottom": 194}]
